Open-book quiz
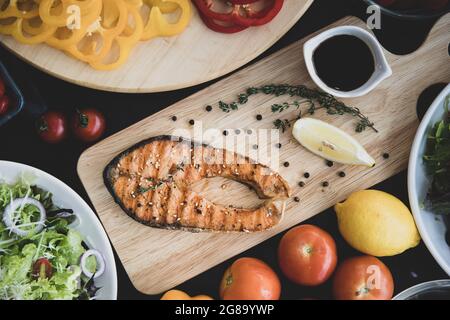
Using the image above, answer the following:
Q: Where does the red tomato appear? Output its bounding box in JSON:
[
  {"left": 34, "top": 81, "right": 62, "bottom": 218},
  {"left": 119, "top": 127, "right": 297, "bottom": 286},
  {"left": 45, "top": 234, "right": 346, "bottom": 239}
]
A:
[
  {"left": 71, "top": 109, "right": 105, "bottom": 142},
  {"left": 36, "top": 111, "right": 67, "bottom": 144},
  {"left": 0, "top": 95, "right": 9, "bottom": 116},
  {"left": 278, "top": 225, "right": 337, "bottom": 286},
  {"left": 220, "top": 257, "right": 281, "bottom": 300},
  {"left": 333, "top": 256, "right": 394, "bottom": 300},
  {"left": 32, "top": 258, "right": 53, "bottom": 279},
  {"left": 0, "top": 77, "right": 5, "bottom": 97}
]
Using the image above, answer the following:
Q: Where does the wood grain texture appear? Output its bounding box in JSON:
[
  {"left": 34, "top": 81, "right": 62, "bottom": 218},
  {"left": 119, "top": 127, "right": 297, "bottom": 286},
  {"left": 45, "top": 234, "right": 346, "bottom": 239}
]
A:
[
  {"left": 77, "top": 16, "right": 450, "bottom": 294},
  {"left": 0, "top": 1, "right": 313, "bottom": 93}
]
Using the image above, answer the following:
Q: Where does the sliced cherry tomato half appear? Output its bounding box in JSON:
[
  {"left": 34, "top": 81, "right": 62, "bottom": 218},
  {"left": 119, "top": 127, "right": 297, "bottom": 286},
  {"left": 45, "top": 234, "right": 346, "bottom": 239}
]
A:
[
  {"left": 32, "top": 258, "right": 53, "bottom": 279},
  {"left": 198, "top": 13, "right": 248, "bottom": 33},
  {"left": 0, "top": 95, "right": 9, "bottom": 116}
]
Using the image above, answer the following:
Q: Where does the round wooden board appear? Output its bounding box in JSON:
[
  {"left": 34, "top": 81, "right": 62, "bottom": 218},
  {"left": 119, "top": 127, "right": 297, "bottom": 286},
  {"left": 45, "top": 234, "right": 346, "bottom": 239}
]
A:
[{"left": 0, "top": 1, "right": 314, "bottom": 93}]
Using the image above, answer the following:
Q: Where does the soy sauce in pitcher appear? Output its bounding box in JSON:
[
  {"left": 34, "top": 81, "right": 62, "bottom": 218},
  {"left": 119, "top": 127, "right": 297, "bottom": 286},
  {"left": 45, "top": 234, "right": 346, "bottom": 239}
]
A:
[{"left": 313, "top": 35, "right": 375, "bottom": 92}]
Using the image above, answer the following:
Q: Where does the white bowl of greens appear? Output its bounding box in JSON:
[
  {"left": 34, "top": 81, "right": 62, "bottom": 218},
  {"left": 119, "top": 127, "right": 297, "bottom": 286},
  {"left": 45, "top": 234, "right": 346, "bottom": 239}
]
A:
[
  {"left": 408, "top": 84, "right": 450, "bottom": 276},
  {"left": 0, "top": 161, "right": 117, "bottom": 300}
]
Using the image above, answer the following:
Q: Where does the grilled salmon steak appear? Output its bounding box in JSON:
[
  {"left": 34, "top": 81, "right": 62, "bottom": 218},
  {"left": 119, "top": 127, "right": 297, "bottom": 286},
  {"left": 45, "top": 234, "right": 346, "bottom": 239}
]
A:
[{"left": 104, "top": 136, "right": 291, "bottom": 232}]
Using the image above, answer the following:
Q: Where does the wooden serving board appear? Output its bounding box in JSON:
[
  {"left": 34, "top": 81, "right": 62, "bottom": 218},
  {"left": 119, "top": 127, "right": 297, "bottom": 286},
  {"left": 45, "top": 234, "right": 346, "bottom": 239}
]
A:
[
  {"left": 78, "top": 16, "right": 450, "bottom": 294},
  {"left": 0, "top": 1, "right": 313, "bottom": 93}
]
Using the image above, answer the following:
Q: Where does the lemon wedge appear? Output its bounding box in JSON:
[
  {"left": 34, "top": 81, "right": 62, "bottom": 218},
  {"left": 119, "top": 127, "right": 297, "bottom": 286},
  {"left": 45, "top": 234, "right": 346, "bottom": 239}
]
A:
[{"left": 292, "top": 118, "right": 375, "bottom": 167}]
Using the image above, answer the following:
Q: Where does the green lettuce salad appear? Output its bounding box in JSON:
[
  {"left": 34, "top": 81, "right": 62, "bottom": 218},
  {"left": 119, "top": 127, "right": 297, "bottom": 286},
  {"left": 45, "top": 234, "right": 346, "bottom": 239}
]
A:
[
  {"left": 0, "top": 177, "right": 103, "bottom": 300},
  {"left": 424, "top": 95, "right": 450, "bottom": 216}
]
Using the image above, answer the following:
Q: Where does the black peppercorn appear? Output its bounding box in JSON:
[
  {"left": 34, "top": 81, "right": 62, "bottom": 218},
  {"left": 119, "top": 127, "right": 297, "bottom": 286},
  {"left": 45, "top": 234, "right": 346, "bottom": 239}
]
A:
[
  {"left": 383, "top": 153, "right": 390, "bottom": 159},
  {"left": 283, "top": 162, "right": 289, "bottom": 167},
  {"left": 189, "top": 119, "right": 195, "bottom": 125},
  {"left": 298, "top": 181, "right": 305, "bottom": 187},
  {"left": 338, "top": 171, "right": 346, "bottom": 178},
  {"left": 322, "top": 181, "right": 329, "bottom": 187},
  {"left": 171, "top": 116, "right": 177, "bottom": 122},
  {"left": 275, "top": 143, "right": 282, "bottom": 148},
  {"left": 256, "top": 114, "right": 263, "bottom": 121},
  {"left": 223, "top": 130, "right": 228, "bottom": 136},
  {"left": 304, "top": 172, "right": 310, "bottom": 179},
  {"left": 205, "top": 105, "right": 212, "bottom": 112},
  {"left": 326, "top": 160, "right": 334, "bottom": 167},
  {"left": 294, "top": 197, "right": 300, "bottom": 203}
]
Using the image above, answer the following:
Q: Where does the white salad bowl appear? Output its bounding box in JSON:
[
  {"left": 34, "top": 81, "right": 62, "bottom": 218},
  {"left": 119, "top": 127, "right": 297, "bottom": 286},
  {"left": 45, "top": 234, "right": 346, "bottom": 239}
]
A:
[
  {"left": 408, "top": 84, "right": 450, "bottom": 276},
  {"left": 0, "top": 161, "right": 117, "bottom": 300}
]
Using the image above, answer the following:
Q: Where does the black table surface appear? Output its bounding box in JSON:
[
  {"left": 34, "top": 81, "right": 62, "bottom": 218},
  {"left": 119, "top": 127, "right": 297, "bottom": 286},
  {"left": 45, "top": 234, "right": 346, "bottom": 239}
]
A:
[{"left": 1, "top": 0, "right": 448, "bottom": 300}]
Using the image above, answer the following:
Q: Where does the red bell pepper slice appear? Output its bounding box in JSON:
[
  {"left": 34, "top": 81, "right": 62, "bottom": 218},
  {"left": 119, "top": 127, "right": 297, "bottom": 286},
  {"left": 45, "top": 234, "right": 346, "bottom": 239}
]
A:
[
  {"left": 235, "top": 0, "right": 284, "bottom": 26},
  {"left": 198, "top": 12, "right": 249, "bottom": 33},
  {"left": 193, "top": 0, "right": 284, "bottom": 27}
]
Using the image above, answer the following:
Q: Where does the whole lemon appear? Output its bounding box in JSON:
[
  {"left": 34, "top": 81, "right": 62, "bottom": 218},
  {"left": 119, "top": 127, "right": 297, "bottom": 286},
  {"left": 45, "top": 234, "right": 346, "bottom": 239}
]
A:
[{"left": 335, "top": 190, "right": 420, "bottom": 257}]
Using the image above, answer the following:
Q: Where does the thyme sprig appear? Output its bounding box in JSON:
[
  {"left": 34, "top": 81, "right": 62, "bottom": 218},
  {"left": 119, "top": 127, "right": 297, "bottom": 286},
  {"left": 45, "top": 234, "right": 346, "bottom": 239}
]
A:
[
  {"left": 273, "top": 119, "right": 291, "bottom": 133},
  {"left": 138, "top": 182, "right": 163, "bottom": 194},
  {"left": 217, "top": 84, "right": 378, "bottom": 133}
]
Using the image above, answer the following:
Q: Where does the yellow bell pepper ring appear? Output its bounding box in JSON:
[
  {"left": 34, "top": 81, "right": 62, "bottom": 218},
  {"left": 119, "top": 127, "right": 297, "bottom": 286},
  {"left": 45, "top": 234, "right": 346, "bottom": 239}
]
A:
[
  {"left": 65, "top": 0, "right": 128, "bottom": 64},
  {"left": 0, "top": 0, "right": 39, "bottom": 19},
  {"left": 22, "top": 17, "right": 50, "bottom": 36},
  {"left": 0, "top": 0, "right": 192, "bottom": 70},
  {"left": 0, "top": 17, "right": 18, "bottom": 35},
  {"left": 39, "top": 0, "right": 100, "bottom": 27},
  {"left": 45, "top": 0, "right": 102, "bottom": 49},
  {"left": 145, "top": 0, "right": 179, "bottom": 13},
  {"left": 11, "top": 18, "right": 56, "bottom": 44},
  {"left": 141, "top": 0, "right": 191, "bottom": 41},
  {"left": 88, "top": 4, "right": 144, "bottom": 70}
]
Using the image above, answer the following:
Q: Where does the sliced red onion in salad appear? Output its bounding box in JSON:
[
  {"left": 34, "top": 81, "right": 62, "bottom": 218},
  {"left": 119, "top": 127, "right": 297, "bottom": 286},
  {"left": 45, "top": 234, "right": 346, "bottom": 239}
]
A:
[
  {"left": 80, "top": 249, "right": 105, "bottom": 279},
  {"left": 3, "top": 197, "right": 46, "bottom": 237}
]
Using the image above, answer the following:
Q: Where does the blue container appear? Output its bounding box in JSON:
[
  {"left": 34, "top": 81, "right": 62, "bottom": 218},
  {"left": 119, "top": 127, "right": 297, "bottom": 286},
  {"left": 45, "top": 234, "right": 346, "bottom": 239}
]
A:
[{"left": 0, "top": 61, "right": 24, "bottom": 127}]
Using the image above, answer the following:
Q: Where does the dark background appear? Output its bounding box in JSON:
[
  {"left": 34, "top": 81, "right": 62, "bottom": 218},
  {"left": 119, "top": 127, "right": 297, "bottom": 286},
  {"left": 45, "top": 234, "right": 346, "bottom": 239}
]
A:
[{"left": 0, "top": 0, "right": 449, "bottom": 300}]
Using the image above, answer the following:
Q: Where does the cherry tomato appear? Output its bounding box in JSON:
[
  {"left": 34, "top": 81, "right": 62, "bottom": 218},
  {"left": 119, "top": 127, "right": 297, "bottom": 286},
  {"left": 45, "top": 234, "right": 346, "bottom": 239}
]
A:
[
  {"left": 36, "top": 111, "right": 67, "bottom": 144},
  {"left": 0, "top": 77, "right": 5, "bottom": 97},
  {"left": 333, "top": 256, "right": 394, "bottom": 300},
  {"left": 71, "top": 109, "right": 105, "bottom": 142},
  {"left": 0, "top": 95, "right": 9, "bottom": 116},
  {"left": 278, "top": 224, "right": 337, "bottom": 286},
  {"left": 32, "top": 258, "right": 53, "bottom": 279},
  {"left": 220, "top": 257, "right": 281, "bottom": 300}
]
